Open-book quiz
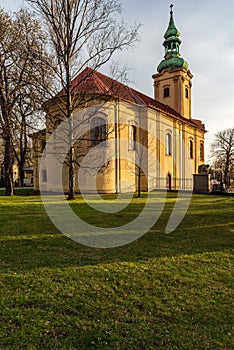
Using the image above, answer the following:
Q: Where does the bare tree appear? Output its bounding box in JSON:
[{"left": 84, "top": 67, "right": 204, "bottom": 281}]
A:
[
  {"left": 0, "top": 8, "right": 52, "bottom": 195},
  {"left": 210, "top": 128, "right": 234, "bottom": 186},
  {"left": 12, "top": 89, "right": 44, "bottom": 187},
  {"left": 26, "top": 0, "right": 140, "bottom": 199},
  {"left": 0, "top": 128, "right": 4, "bottom": 187},
  {"left": 12, "top": 99, "right": 29, "bottom": 187}
]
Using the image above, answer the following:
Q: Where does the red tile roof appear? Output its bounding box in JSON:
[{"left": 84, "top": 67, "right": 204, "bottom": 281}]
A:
[{"left": 58, "top": 67, "right": 205, "bottom": 130}]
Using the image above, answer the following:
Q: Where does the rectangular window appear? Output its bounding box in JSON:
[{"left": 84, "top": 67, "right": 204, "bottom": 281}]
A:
[
  {"left": 164, "top": 87, "right": 170, "bottom": 98},
  {"left": 90, "top": 117, "right": 106, "bottom": 146},
  {"left": 42, "top": 169, "right": 47, "bottom": 182}
]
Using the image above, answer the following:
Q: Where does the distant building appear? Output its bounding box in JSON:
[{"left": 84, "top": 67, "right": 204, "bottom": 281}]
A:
[{"left": 32, "top": 6, "right": 206, "bottom": 193}]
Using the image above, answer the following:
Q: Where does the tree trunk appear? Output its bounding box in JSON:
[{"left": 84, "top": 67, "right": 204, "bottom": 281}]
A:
[
  {"left": 68, "top": 144, "right": 75, "bottom": 200},
  {"left": 19, "top": 161, "right": 25, "bottom": 187},
  {"left": 66, "top": 54, "right": 75, "bottom": 200},
  {"left": 4, "top": 133, "right": 14, "bottom": 196},
  {"left": 19, "top": 116, "right": 27, "bottom": 187},
  {"left": 66, "top": 93, "right": 75, "bottom": 200},
  {"left": 224, "top": 154, "right": 230, "bottom": 185}
]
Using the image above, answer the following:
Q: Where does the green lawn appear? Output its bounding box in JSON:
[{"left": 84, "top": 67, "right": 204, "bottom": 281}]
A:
[{"left": 0, "top": 192, "right": 233, "bottom": 349}]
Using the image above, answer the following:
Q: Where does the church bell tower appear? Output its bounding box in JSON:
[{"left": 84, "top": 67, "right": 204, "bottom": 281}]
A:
[{"left": 152, "top": 5, "right": 193, "bottom": 119}]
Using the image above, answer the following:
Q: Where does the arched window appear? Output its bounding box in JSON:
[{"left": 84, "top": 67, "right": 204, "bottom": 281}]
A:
[
  {"left": 189, "top": 140, "right": 193, "bottom": 159},
  {"left": 164, "top": 87, "right": 170, "bottom": 98},
  {"left": 200, "top": 142, "right": 204, "bottom": 161},
  {"left": 172, "top": 43, "right": 178, "bottom": 52},
  {"left": 90, "top": 117, "right": 106, "bottom": 146},
  {"left": 185, "top": 87, "right": 189, "bottom": 99},
  {"left": 167, "top": 43, "right": 172, "bottom": 53},
  {"left": 129, "top": 125, "right": 136, "bottom": 150},
  {"left": 166, "top": 132, "right": 172, "bottom": 155}
]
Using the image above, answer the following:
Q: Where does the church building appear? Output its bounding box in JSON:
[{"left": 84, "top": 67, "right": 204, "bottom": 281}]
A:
[{"left": 33, "top": 6, "right": 206, "bottom": 194}]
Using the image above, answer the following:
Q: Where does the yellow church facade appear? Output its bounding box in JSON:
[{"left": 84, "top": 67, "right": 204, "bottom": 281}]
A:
[{"left": 33, "top": 7, "right": 206, "bottom": 194}]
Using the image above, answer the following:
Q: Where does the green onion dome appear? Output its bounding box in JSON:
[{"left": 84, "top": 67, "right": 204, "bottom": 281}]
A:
[{"left": 157, "top": 5, "right": 189, "bottom": 73}]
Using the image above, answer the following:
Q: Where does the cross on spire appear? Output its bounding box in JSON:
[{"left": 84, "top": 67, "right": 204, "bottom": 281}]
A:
[{"left": 170, "top": 4, "right": 174, "bottom": 15}]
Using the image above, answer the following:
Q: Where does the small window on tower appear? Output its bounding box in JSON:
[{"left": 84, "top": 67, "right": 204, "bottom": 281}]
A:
[
  {"left": 185, "top": 87, "right": 189, "bottom": 99},
  {"left": 164, "top": 87, "right": 170, "bottom": 98}
]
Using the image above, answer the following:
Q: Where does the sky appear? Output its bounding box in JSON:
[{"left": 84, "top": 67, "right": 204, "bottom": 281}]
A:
[{"left": 1, "top": 0, "right": 234, "bottom": 162}]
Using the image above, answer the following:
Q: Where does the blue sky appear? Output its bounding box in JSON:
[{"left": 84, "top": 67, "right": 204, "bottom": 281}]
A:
[{"left": 1, "top": 0, "right": 234, "bottom": 161}]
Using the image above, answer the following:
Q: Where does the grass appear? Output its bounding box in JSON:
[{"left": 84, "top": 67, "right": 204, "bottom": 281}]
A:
[{"left": 0, "top": 192, "right": 233, "bottom": 349}]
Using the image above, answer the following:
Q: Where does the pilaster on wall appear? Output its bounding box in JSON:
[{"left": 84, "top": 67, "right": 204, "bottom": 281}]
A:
[
  {"left": 180, "top": 123, "right": 186, "bottom": 190},
  {"left": 155, "top": 112, "right": 161, "bottom": 189}
]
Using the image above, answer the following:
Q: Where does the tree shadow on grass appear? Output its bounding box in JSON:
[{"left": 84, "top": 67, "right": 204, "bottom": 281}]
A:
[
  {"left": 0, "top": 194, "right": 233, "bottom": 272},
  {"left": 0, "top": 194, "right": 233, "bottom": 350}
]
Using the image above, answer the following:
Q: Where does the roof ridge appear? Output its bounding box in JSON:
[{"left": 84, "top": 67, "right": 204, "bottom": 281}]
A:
[{"left": 58, "top": 67, "right": 205, "bottom": 130}]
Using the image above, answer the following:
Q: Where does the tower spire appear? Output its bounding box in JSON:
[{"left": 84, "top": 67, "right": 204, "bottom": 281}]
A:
[
  {"left": 152, "top": 5, "right": 193, "bottom": 119},
  {"left": 157, "top": 5, "right": 188, "bottom": 73}
]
